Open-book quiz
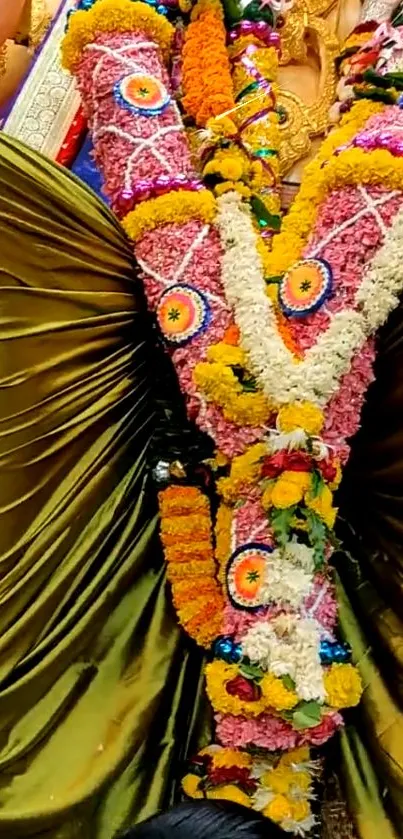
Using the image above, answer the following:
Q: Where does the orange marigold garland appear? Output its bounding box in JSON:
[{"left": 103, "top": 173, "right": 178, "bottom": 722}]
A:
[
  {"left": 182, "top": 0, "right": 235, "bottom": 126},
  {"left": 159, "top": 486, "right": 224, "bottom": 646}
]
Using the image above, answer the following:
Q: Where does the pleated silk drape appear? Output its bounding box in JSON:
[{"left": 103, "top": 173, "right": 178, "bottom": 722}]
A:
[{"left": 0, "top": 133, "right": 208, "bottom": 839}]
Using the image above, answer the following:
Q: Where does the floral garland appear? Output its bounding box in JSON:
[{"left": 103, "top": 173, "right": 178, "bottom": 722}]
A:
[
  {"left": 159, "top": 486, "right": 224, "bottom": 645},
  {"left": 216, "top": 186, "right": 403, "bottom": 406},
  {"left": 181, "top": 0, "right": 235, "bottom": 126},
  {"left": 62, "top": 1, "right": 403, "bottom": 832}
]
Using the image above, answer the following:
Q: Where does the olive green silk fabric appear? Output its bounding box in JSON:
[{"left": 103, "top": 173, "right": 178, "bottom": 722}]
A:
[
  {"left": 337, "top": 301, "right": 403, "bottom": 839},
  {"left": 0, "top": 133, "right": 209, "bottom": 839}
]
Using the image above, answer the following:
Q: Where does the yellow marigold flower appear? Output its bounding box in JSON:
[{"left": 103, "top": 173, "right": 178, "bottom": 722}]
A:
[
  {"left": 203, "top": 150, "right": 246, "bottom": 182},
  {"left": 182, "top": 773, "right": 203, "bottom": 799},
  {"left": 218, "top": 443, "right": 267, "bottom": 503},
  {"left": 215, "top": 503, "right": 232, "bottom": 582},
  {"left": 329, "top": 460, "right": 342, "bottom": 490},
  {"left": 207, "top": 343, "right": 247, "bottom": 367},
  {"left": 292, "top": 771, "right": 311, "bottom": 792},
  {"left": 231, "top": 443, "right": 267, "bottom": 482},
  {"left": 215, "top": 451, "right": 229, "bottom": 467},
  {"left": 277, "top": 401, "right": 324, "bottom": 436},
  {"left": 279, "top": 746, "right": 310, "bottom": 767},
  {"left": 205, "top": 660, "right": 267, "bottom": 716},
  {"left": 291, "top": 799, "right": 311, "bottom": 822},
  {"left": 62, "top": 0, "right": 174, "bottom": 70},
  {"left": 207, "top": 115, "right": 238, "bottom": 139},
  {"left": 179, "top": 0, "right": 193, "bottom": 10},
  {"left": 263, "top": 794, "right": 292, "bottom": 823},
  {"left": 271, "top": 471, "right": 311, "bottom": 509},
  {"left": 324, "top": 663, "right": 363, "bottom": 709},
  {"left": 261, "top": 673, "right": 298, "bottom": 711},
  {"left": 224, "top": 393, "right": 272, "bottom": 426},
  {"left": 211, "top": 749, "right": 252, "bottom": 769},
  {"left": 214, "top": 182, "right": 252, "bottom": 199},
  {"left": 123, "top": 190, "right": 216, "bottom": 242},
  {"left": 207, "top": 785, "right": 251, "bottom": 807},
  {"left": 262, "top": 483, "right": 274, "bottom": 510},
  {"left": 261, "top": 768, "right": 295, "bottom": 794},
  {"left": 305, "top": 483, "right": 337, "bottom": 529}
]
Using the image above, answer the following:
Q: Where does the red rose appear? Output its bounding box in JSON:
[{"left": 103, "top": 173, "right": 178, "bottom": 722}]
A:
[{"left": 226, "top": 675, "right": 261, "bottom": 702}]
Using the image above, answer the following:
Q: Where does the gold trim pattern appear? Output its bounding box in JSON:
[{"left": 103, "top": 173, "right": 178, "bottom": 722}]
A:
[{"left": 277, "top": 0, "right": 339, "bottom": 175}]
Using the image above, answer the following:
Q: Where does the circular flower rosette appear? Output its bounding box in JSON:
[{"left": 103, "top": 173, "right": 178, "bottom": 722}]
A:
[
  {"left": 279, "top": 258, "right": 333, "bottom": 317},
  {"left": 114, "top": 72, "right": 171, "bottom": 117},
  {"left": 156, "top": 283, "right": 210, "bottom": 345},
  {"left": 226, "top": 543, "right": 272, "bottom": 610}
]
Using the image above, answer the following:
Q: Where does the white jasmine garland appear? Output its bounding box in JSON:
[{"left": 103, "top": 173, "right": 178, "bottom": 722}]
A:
[
  {"left": 216, "top": 191, "right": 403, "bottom": 408},
  {"left": 242, "top": 616, "right": 325, "bottom": 702}
]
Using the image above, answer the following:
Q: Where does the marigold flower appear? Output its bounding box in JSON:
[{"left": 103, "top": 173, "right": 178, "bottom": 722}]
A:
[
  {"left": 291, "top": 799, "right": 311, "bottom": 822},
  {"left": 271, "top": 471, "right": 311, "bottom": 509},
  {"left": 211, "top": 749, "right": 252, "bottom": 769},
  {"left": 324, "top": 663, "right": 363, "bottom": 709},
  {"left": 305, "top": 483, "right": 337, "bottom": 529},
  {"left": 277, "top": 402, "right": 324, "bottom": 436},
  {"left": 263, "top": 794, "right": 292, "bottom": 823},
  {"left": 261, "top": 673, "right": 299, "bottom": 711}
]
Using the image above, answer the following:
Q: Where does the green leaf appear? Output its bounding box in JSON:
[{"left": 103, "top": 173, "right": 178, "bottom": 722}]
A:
[
  {"left": 250, "top": 196, "right": 281, "bottom": 231},
  {"left": 240, "top": 664, "right": 264, "bottom": 682},
  {"left": 303, "top": 508, "right": 326, "bottom": 569},
  {"left": 282, "top": 674, "right": 296, "bottom": 691},
  {"left": 271, "top": 506, "right": 296, "bottom": 547},
  {"left": 292, "top": 701, "right": 322, "bottom": 730},
  {"left": 310, "top": 470, "right": 324, "bottom": 499}
]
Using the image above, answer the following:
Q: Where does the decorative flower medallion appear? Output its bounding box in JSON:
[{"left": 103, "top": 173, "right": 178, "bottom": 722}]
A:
[
  {"left": 114, "top": 73, "right": 171, "bottom": 116},
  {"left": 279, "top": 258, "right": 333, "bottom": 317},
  {"left": 156, "top": 284, "right": 210, "bottom": 344},
  {"left": 226, "top": 543, "right": 272, "bottom": 610}
]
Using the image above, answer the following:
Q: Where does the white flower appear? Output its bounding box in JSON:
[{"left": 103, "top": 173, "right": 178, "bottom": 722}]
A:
[
  {"left": 242, "top": 616, "right": 325, "bottom": 702},
  {"left": 259, "top": 553, "right": 313, "bottom": 608},
  {"left": 282, "top": 541, "right": 315, "bottom": 573},
  {"left": 282, "top": 815, "right": 317, "bottom": 836},
  {"left": 252, "top": 788, "right": 274, "bottom": 811}
]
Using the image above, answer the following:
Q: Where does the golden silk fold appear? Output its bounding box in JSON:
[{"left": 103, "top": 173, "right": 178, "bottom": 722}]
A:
[{"left": 0, "top": 133, "right": 209, "bottom": 839}]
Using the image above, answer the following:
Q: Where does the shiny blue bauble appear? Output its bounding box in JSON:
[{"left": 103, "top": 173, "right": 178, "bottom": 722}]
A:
[
  {"left": 320, "top": 640, "right": 351, "bottom": 665},
  {"left": 213, "top": 636, "right": 242, "bottom": 664}
]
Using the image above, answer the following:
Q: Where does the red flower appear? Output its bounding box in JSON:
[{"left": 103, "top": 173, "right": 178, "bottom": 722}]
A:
[
  {"left": 209, "top": 767, "right": 254, "bottom": 788},
  {"left": 318, "top": 457, "right": 337, "bottom": 483},
  {"left": 226, "top": 675, "right": 262, "bottom": 702},
  {"left": 261, "top": 450, "right": 312, "bottom": 479}
]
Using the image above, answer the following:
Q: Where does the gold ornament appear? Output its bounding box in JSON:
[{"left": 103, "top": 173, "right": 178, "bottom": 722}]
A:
[
  {"left": 277, "top": 0, "right": 339, "bottom": 175},
  {"left": 29, "top": 0, "right": 52, "bottom": 50}
]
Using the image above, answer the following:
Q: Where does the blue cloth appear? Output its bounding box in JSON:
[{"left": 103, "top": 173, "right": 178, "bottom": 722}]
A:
[{"left": 71, "top": 135, "right": 109, "bottom": 206}]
